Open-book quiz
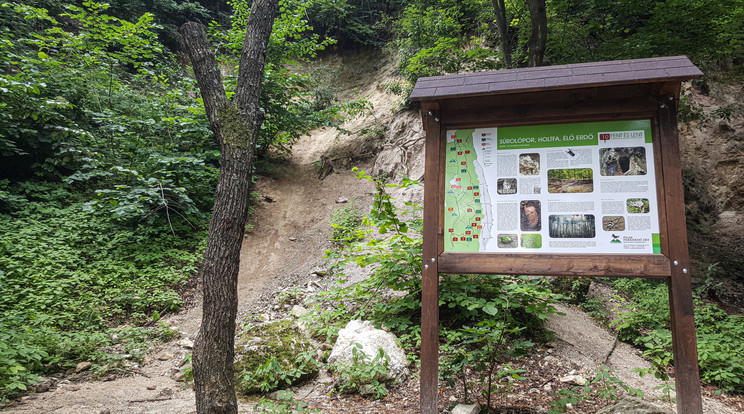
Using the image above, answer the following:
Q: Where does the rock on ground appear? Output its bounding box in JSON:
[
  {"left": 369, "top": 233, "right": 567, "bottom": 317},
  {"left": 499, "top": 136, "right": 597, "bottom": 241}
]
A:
[
  {"left": 595, "top": 396, "right": 674, "bottom": 414},
  {"left": 233, "top": 319, "right": 318, "bottom": 395},
  {"left": 328, "top": 320, "right": 409, "bottom": 383}
]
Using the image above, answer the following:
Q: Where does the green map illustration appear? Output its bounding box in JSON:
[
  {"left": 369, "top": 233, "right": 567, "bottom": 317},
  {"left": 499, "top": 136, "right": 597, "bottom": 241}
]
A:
[{"left": 444, "top": 129, "right": 486, "bottom": 252}]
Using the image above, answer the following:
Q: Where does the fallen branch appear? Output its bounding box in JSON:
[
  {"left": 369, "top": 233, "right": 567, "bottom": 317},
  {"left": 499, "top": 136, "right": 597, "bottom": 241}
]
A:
[{"left": 129, "top": 397, "right": 172, "bottom": 403}]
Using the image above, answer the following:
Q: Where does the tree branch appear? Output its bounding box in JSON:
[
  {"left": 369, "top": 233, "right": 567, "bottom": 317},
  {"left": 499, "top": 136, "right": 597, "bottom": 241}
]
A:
[{"left": 179, "top": 22, "right": 228, "bottom": 140}]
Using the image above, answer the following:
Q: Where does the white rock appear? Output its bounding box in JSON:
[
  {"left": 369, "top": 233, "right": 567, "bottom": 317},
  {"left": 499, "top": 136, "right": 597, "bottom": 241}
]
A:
[
  {"left": 328, "top": 320, "right": 409, "bottom": 383},
  {"left": 157, "top": 352, "right": 174, "bottom": 361},
  {"left": 291, "top": 305, "right": 310, "bottom": 318},
  {"left": 177, "top": 338, "right": 194, "bottom": 349},
  {"left": 559, "top": 374, "right": 587, "bottom": 386}
]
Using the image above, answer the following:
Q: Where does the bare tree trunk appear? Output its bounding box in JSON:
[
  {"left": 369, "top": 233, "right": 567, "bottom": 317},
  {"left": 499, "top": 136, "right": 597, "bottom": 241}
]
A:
[
  {"left": 526, "top": 0, "right": 547, "bottom": 67},
  {"left": 491, "top": 0, "right": 513, "bottom": 67},
  {"left": 178, "top": 0, "right": 278, "bottom": 412}
]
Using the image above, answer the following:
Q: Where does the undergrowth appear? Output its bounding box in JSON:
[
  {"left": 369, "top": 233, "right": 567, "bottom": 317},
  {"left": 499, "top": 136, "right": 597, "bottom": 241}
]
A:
[
  {"left": 0, "top": 182, "right": 206, "bottom": 401},
  {"left": 610, "top": 278, "right": 744, "bottom": 394}
]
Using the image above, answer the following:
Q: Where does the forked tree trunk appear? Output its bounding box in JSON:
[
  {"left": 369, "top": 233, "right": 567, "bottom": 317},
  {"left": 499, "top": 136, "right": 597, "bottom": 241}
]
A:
[
  {"left": 491, "top": 0, "right": 513, "bottom": 67},
  {"left": 178, "top": 0, "right": 278, "bottom": 412},
  {"left": 526, "top": 0, "right": 547, "bottom": 67}
]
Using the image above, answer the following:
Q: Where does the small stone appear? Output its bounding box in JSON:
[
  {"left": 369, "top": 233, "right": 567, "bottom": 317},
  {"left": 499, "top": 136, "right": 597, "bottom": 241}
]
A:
[
  {"left": 141, "top": 356, "right": 152, "bottom": 366},
  {"left": 158, "top": 352, "right": 174, "bottom": 361},
  {"left": 449, "top": 395, "right": 457, "bottom": 402},
  {"left": 99, "top": 410, "right": 111, "bottom": 414},
  {"left": 566, "top": 402, "right": 574, "bottom": 410},
  {"left": 157, "top": 387, "right": 175, "bottom": 397},
  {"left": 75, "top": 361, "right": 92, "bottom": 373},
  {"left": 170, "top": 369, "right": 185, "bottom": 382},
  {"left": 451, "top": 403, "right": 481, "bottom": 414},
  {"left": 291, "top": 305, "right": 309, "bottom": 318},
  {"left": 543, "top": 383, "right": 553, "bottom": 392},
  {"left": 146, "top": 385, "right": 156, "bottom": 390},
  {"left": 289, "top": 237, "right": 297, "bottom": 241},
  {"left": 529, "top": 388, "right": 540, "bottom": 394},
  {"left": 358, "top": 383, "right": 375, "bottom": 396},
  {"left": 177, "top": 338, "right": 194, "bottom": 349},
  {"left": 335, "top": 197, "right": 349, "bottom": 203},
  {"left": 31, "top": 377, "right": 53, "bottom": 393},
  {"left": 559, "top": 374, "right": 587, "bottom": 386}
]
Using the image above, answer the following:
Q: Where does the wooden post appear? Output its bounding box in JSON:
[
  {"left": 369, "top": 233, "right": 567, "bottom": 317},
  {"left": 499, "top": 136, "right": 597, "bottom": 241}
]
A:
[
  {"left": 657, "top": 95, "right": 703, "bottom": 414},
  {"left": 421, "top": 108, "right": 441, "bottom": 414}
]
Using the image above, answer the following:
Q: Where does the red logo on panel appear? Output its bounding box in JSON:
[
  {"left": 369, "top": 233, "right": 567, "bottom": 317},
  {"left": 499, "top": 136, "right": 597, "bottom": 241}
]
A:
[{"left": 599, "top": 133, "right": 611, "bottom": 142}]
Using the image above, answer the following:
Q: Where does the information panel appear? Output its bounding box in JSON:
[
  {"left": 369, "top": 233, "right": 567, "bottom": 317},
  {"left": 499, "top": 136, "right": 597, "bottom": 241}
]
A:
[{"left": 444, "top": 119, "right": 660, "bottom": 254}]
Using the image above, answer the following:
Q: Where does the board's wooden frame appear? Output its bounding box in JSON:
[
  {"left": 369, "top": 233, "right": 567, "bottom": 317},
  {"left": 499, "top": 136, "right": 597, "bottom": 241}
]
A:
[{"left": 417, "top": 82, "right": 703, "bottom": 413}]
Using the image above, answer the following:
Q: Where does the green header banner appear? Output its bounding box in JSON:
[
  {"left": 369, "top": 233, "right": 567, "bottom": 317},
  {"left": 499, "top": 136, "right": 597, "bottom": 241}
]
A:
[{"left": 497, "top": 119, "right": 653, "bottom": 150}]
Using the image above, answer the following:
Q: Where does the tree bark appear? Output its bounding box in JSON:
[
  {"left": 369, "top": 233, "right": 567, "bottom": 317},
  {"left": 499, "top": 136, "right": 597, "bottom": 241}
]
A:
[
  {"left": 178, "top": 0, "right": 278, "bottom": 412},
  {"left": 526, "top": 0, "right": 547, "bottom": 67},
  {"left": 491, "top": 0, "right": 513, "bottom": 67}
]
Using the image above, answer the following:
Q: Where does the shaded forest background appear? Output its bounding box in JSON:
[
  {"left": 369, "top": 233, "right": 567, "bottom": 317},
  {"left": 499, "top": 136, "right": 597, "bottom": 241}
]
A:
[{"left": 1, "top": 0, "right": 743, "bottom": 403}]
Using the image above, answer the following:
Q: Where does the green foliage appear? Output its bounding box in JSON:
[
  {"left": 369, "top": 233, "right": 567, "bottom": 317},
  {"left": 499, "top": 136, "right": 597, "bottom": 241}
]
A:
[
  {"left": 0, "top": 181, "right": 205, "bottom": 400},
  {"left": 547, "top": 0, "right": 744, "bottom": 66},
  {"left": 331, "top": 343, "right": 391, "bottom": 399},
  {"left": 254, "top": 390, "right": 321, "bottom": 414},
  {"left": 209, "top": 0, "right": 371, "bottom": 159},
  {"left": 441, "top": 319, "right": 531, "bottom": 407},
  {"left": 394, "top": 2, "right": 499, "bottom": 83},
  {"left": 548, "top": 366, "right": 643, "bottom": 413},
  {"left": 0, "top": 1, "right": 218, "bottom": 227},
  {"left": 239, "top": 352, "right": 318, "bottom": 394},
  {"left": 182, "top": 352, "right": 194, "bottom": 383},
  {"left": 304, "top": 0, "right": 382, "bottom": 49},
  {"left": 611, "top": 279, "right": 744, "bottom": 393},
  {"left": 0, "top": 325, "right": 48, "bottom": 401},
  {"left": 235, "top": 320, "right": 319, "bottom": 395},
  {"left": 330, "top": 205, "right": 364, "bottom": 245},
  {"left": 315, "top": 170, "right": 561, "bottom": 406}
]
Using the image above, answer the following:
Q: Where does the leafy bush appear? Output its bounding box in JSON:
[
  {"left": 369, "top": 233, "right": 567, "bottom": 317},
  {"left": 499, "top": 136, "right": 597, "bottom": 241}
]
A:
[
  {"left": 239, "top": 352, "right": 318, "bottom": 394},
  {"left": 331, "top": 342, "right": 390, "bottom": 399},
  {"left": 254, "top": 390, "right": 320, "bottom": 414},
  {"left": 330, "top": 205, "right": 363, "bottom": 244},
  {"left": 314, "top": 171, "right": 561, "bottom": 399}
]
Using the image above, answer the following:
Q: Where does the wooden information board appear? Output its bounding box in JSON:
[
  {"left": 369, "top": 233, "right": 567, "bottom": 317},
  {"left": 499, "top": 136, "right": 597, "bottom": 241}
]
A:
[{"left": 410, "top": 56, "right": 704, "bottom": 413}]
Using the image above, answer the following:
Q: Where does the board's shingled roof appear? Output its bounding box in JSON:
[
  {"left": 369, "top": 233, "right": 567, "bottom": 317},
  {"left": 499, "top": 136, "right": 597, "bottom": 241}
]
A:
[{"left": 410, "top": 56, "right": 702, "bottom": 101}]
